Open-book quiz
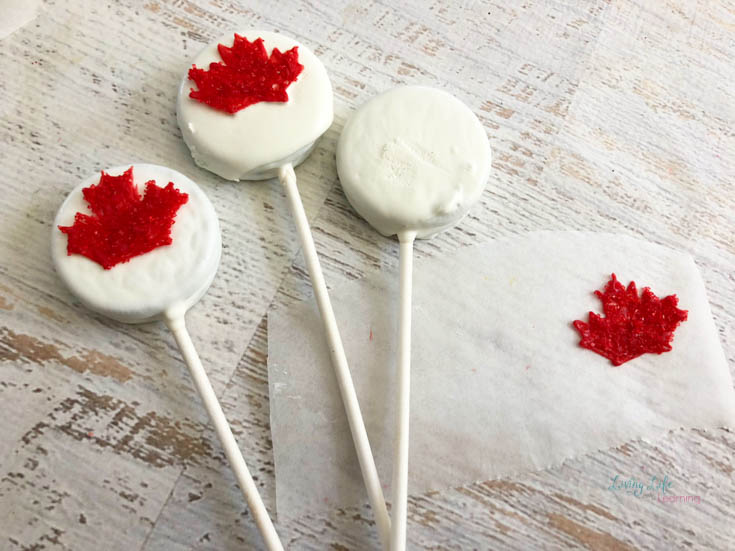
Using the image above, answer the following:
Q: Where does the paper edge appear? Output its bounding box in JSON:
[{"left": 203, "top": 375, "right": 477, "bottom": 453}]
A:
[
  {"left": 273, "top": 424, "right": 734, "bottom": 523},
  {"left": 0, "top": 0, "right": 42, "bottom": 41}
]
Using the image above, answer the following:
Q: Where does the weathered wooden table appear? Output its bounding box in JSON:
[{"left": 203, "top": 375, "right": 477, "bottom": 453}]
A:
[{"left": 2, "top": 1, "right": 734, "bottom": 549}]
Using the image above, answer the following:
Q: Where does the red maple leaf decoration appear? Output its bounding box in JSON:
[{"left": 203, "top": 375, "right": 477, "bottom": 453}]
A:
[
  {"left": 573, "top": 274, "right": 688, "bottom": 366},
  {"left": 59, "top": 167, "right": 189, "bottom": 269},
  {"left": 188, "top": 34, "right": 304, "bottom": 114}
]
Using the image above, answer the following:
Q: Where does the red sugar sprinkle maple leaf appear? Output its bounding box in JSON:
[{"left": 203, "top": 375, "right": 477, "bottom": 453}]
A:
[
  {"left": 188, "top": 34, "right": 304, "bottom": 114},
  {"left": 573, "top": 274, "right": 688, "bottom": 366},
  {"left": 59, "top": 167, "right": 189, "bottom": 269}
]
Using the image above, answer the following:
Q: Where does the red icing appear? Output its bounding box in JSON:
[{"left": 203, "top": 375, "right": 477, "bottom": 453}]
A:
[
  {"left": 573, "top": 274, "right": 688, "bottom": 366},
  {"left": 188, "top": 34, "right": 304, "bottom": 114},
  {"left": 59, "top": 167, "right": 189, "bottom": 270}
]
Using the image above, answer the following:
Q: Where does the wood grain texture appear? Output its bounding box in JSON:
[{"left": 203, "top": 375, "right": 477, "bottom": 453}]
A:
[{"left": 1, "top": 0, "right": 733, "bottom": 549}]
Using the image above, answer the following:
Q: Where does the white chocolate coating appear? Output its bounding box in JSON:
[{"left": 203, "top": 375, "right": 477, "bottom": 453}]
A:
[
  {"left": 336, "top": 86, "right": 491, "bottom": 239},
  {"left": 177, "top": 30, "right": 334, "bottom": 181},
  {"left": 52, "top": 164, "right": 221, "bottom": 323}
]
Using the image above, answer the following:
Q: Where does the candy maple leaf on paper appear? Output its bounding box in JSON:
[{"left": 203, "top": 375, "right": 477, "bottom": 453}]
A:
[
  {"left": 188, "top": 34, "right": 304, "bottom": 114},
  {"left": 59, "top": 167, "right": 189, "bottom": 269},
  {"left": 573, "top": 273, "right": 688, "bottom": 366}
]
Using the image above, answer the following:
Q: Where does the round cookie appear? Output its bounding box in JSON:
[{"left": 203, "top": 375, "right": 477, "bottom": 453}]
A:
[
  {"left": 336, "top": 86, "right": 491, "bottom": 239},
  {"left": 177, "top": 30, "right": 334, "bottom": 181},
  {"left": 52, "top": 164, "right": 221, "bottom": 323}
]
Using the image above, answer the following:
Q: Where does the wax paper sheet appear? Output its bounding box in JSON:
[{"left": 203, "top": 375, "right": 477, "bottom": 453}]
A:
[{"left": 267, "top": 232, "right": 735, "bottom": 519}]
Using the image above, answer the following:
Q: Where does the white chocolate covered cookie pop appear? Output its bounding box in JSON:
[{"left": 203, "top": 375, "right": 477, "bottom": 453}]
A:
[
  {"left": 52, "top": 164, "right": 220, "bottom": 323},
  {"left": 52, "top": 164, "right": 282, "bottom": 550},
  {"left": 177, "top": 30, "right": 333, "bottom": 181},
  {"left": 337, "top": 86, "right": 491, "bottom": 238},
  {"left": 337, "top": 86, "right": 492, "bottom": 551},
  {"left": 177, "top": 32, "right": 390, "bottom": 547}
]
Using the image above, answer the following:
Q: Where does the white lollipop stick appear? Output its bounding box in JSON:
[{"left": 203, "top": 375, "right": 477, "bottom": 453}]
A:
[
  {"left": 166, "top": 314, "right": 283, "bottom": 551},
  {"left": 279, "top": 164, "right": 391, "bottom": 549},
  {"left": 390, "top": 231, "right": 415, "bottom": 551}
]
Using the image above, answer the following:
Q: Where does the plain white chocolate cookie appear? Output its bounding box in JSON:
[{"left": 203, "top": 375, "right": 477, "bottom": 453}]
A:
[{"left": 337, "top": 86, "right": 491, "bottom": 239}]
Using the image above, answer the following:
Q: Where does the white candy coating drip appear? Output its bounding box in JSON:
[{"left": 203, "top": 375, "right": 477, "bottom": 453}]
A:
[
  {"left": 177, "top": 30, "right": 334, "bottom": 181},
  {"left": 336, "top": 86, "right": 491, "bottom": 238},
  {"left": 52, "top": 164, "right": 221, "bottom": 323}
]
